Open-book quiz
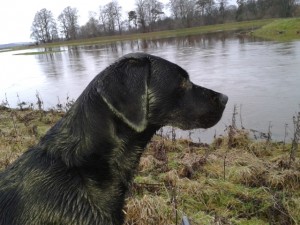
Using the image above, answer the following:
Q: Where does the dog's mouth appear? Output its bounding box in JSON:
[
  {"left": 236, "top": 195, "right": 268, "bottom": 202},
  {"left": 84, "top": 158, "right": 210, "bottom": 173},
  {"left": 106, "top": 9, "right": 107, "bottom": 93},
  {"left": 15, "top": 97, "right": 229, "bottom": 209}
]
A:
[
  {"left": 197, "top": 96, "right": 227, "bottom": 129},
  {"left": 199, "top": 113, "right": 224, "bottom": 129},
  {"left": 199, "top": 106, "right": 227, "bottom": 128},
  {"left": 173, "top": 108, "right": 226, "bottom": 130}
]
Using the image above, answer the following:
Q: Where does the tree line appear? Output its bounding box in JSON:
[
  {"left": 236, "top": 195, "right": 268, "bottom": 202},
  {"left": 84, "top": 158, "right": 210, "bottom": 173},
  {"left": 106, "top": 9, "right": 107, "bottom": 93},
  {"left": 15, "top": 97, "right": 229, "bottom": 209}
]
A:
[{"left": 31, "top": 0, "right": 300, "bottom": 43}]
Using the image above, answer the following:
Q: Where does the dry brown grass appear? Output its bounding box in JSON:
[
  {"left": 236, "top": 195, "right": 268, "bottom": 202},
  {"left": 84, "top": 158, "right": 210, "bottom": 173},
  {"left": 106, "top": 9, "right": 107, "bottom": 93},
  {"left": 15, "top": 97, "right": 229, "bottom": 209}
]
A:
[
  {"left": 125, "top": 195, "right": 173, "bottom": 225},
  {"left": 1, "top": 106, "right": 299, "bottom": 224},
  {"left": 0, "top": 107, "right": 64, "bottom": 171}
]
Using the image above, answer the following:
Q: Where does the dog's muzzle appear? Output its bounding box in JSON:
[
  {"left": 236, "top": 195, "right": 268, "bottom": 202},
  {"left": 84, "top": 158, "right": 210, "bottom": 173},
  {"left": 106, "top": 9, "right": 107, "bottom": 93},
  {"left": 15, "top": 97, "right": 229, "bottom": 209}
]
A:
[{"left": 219, "top": 94, "right": 228, "bottom": 107}]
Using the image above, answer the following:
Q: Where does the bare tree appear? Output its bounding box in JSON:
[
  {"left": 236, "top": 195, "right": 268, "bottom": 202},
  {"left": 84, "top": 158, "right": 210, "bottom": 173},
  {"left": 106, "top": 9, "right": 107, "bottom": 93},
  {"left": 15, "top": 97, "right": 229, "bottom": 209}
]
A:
[
  {"left": 236, "top": 0, "right": 246, "bottom": 20},
  {"left": 169, "top": 0, "right": 197, "bottom": 27},
  {"left": 30, "top": 8, "right": 58, "bottom": 43},
  {"left": 147, "top": 0, "right": 164, "bottom": 31},
  {"left": 135, "top": 0, "right": 148, "bottom": 32},
  {"left": 196, "top": 0, "right": 216, "bottom": 16},
  {"left": 135, "top": 0, "right": 164, "bottom": 32},
  {"left": 58, "top": 6, "right": 79, "bottom": 40},
  {"left": 217, "top": 0, "right": 228, "bottom": 22},
  {"left": 79, "top": 12, "right": 101, "bottom": 38},
  {"left": 112, "top": 1, "right": 123, "bottom": 34},
  {"left": 277, "top": 0, "right": 297, "bottom": 17},
  {"left": 235, "top": 0, "right": 298, "bottom": 20},
  {"left": 87, "top": 12, "right": 100, "bottom": 37},
  {"left": 197, "top": 0, "right": 210, "bottom": 16},
  {"left": 99, "top": 6, "right": 108, "bottom": 34},
  {"left": 99, "top": 1, "right": 123, "bottom": 35}
]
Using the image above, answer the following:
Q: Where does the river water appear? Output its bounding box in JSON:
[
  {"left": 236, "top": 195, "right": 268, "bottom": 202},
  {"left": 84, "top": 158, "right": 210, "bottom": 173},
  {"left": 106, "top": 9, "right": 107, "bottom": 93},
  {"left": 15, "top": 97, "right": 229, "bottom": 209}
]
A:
[{"left": 1, "top": 33, "right": 300, "bottom": 142}]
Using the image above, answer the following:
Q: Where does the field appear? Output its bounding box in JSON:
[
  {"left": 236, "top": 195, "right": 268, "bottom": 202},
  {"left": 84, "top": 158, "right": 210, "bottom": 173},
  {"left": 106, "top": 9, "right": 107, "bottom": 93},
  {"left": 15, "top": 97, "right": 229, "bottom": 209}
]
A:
[{"left": 0, "top": 103, "right": 299, "bottom": 225}]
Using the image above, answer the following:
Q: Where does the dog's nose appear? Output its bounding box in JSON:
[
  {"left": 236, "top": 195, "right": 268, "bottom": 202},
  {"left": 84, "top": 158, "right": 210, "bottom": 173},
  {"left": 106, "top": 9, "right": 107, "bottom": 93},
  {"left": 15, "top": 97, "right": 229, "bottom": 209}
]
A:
[{"left": 219, "top": 94, "right": 228, "bottom": 106}]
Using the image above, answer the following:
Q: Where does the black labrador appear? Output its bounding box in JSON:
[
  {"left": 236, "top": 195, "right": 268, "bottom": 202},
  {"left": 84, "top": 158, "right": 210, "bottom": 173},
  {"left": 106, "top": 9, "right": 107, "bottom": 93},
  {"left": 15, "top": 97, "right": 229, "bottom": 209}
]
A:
[{"left": 0, "top": 53, "right": 228, "bottom": 225}]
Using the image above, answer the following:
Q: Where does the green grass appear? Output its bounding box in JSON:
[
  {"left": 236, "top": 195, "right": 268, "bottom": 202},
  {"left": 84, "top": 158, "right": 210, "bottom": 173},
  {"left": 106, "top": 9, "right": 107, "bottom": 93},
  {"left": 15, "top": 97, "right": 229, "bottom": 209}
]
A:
[
  {"left": 253, "top": 18, "right": 300, "bottom": 41},
  {"left": 13, "top": 50, "right": 65, "bottom": 55}
]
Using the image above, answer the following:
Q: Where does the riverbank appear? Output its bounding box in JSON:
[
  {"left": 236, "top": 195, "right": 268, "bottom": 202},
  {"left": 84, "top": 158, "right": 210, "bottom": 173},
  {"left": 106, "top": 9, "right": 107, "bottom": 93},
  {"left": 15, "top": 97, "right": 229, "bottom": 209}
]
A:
[
  {"left": 3, "top": 18, "right": 300, "bottom": 55},
  {"left": 253, "top": 18, "right": 300, "bottom": 41},
  {"left": 1, "top": 19, "right": 275, "bottom": 54},
  {"left": 0, "top": 107, "right": 299, "bottom": 224},
  {"left": 42, "top": 19, "right": 273, "bottom": 48},
  {"left": 4, "top": 18, "right": 300, "bottom": 55}
]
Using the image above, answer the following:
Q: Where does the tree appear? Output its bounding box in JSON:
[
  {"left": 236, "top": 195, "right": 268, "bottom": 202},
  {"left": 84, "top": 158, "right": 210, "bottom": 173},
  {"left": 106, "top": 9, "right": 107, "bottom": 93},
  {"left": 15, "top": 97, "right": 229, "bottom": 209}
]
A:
[
  {"left": 135, "top": 0, "right": 148, "bottom": 32},
  {"left": 30, "top": 8, "right": 58, "bottom": 43},
  {"left": 79, "top": 12, "right": 100, "bottom": 38},
  {"left": 197, "top": 0, "right": 210, "bottom": 16},
  {"left": 87, "top": 12, "right": 100, "bottom": 37},
  {"left": 58, "top": 6, "right": 79, "bottom": 40},
  {"left": 147, "top": 0, "right": 164, "bottom": 31},
  {"left": 234, "top": 0, "right": 298, "bottom": 20},
  {"left": 217, "top": 0, "right": 228, "bottom": 22},
  {"left": 196, "top": 0, "right": 218, "bottom": 24},
  {"left": 277, "top": 0, "right": 297, "bottom": 17},
  {"left": 99, "top": 6, "right": 108, "bottom": 34},
  {"left": 99, "top": 1, "right": 123, "bottom": 35},
  {"left": 135, "top": 0, "right": 164, "bottom": 32},
  {"left": 128, "top": 11, "right": 138, "bottom": 30},
  {"left": 111, "top": 0, "right": 123, "bottom": 34},
  {"left": 168, "top": 0, "right": 197, "bottom": 27},
  {"left": 236, "top": 0, "right": 246, "bottom": 20}
]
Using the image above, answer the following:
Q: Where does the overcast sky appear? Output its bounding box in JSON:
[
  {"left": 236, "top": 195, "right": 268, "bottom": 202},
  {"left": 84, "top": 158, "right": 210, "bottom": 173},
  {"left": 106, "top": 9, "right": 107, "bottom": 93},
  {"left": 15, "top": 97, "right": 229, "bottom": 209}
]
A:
[{"left": 0, "top": 0, "right": 236, "bottom": 44}]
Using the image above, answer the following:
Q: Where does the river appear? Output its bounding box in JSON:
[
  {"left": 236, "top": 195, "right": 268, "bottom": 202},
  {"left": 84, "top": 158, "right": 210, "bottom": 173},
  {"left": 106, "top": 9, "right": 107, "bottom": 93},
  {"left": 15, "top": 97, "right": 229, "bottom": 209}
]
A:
[{"left": 1, "top": 32, "right": 300, "bottom": 142}]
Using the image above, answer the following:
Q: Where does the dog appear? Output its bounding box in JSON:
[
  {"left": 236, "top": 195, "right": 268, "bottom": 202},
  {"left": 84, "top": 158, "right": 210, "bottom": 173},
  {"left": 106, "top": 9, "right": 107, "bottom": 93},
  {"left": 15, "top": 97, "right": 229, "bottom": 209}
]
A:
[{"left": 0, "top": 53, "right": 228, "bottom": 225}]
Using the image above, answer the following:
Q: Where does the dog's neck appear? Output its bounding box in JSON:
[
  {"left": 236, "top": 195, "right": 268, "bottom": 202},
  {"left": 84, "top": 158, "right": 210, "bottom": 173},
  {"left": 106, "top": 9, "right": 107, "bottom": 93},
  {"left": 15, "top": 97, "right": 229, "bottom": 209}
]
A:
[
  {"left": 39, "top": 94, "right": 158, "bottom": 183},
  {"left": 31, "top": 93, "right": 159, "bottom": 224}
]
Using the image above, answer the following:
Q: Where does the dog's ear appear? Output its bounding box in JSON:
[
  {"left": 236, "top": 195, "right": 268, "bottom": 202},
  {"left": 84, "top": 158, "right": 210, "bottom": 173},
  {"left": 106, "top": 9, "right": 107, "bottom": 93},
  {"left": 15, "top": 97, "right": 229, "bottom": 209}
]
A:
[{"left": 97, "top": 57, "right": 150, "bottom": 132}]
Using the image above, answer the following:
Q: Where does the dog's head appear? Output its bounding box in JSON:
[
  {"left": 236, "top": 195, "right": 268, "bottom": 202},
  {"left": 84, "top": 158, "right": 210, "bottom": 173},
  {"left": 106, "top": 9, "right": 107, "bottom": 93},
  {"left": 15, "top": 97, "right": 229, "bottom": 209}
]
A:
[{"left": 97, "top": 53, "right": 228, "bottom": 132}]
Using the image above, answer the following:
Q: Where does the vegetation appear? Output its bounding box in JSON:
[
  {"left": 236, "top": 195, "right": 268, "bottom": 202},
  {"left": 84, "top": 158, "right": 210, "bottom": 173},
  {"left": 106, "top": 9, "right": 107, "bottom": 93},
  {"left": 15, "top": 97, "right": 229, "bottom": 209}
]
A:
[
  {"left": 1, "top": 100, "right": 299, "bottom": 224},
  {"left": 29, "top": 0, "right": 300, "bottom": 44},
  {"left": 27, "top": 19, "right": 273, "bottom": 49},
  {"left": 253, "top": 18, "right": 300, "bottom": 41},
  {"left": 31, "top": 9, "right": 58, "bottom": 44}
]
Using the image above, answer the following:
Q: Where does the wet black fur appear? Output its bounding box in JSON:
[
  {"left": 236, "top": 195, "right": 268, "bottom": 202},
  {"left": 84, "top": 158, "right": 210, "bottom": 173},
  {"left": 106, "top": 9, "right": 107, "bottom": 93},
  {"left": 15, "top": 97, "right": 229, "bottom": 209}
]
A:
[{"left": 0, "top": 53, "right": 228, "bottom": 225}]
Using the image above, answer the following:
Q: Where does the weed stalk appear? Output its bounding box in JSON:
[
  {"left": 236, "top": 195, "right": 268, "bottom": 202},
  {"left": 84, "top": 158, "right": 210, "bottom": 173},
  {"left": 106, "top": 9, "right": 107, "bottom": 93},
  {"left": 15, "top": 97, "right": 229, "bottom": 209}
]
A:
[
  {"left": 35, "top": 91, "right": 44, "bottom": 111},
  {"left": 289, "top": 112, "right": 300, "bottom": 166},
  {"left": 224, "top": 104, "right": 238, "bottom": 181}
]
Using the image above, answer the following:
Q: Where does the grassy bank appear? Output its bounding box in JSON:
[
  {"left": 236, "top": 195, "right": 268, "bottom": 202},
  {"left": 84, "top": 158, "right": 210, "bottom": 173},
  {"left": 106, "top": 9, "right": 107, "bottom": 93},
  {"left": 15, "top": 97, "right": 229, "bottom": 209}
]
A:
[
  {"left": 253, "top": 18, "right": 300, "bottom": 41},
  {"left": 0, "top": 106, "right": 299, "bottom": 224}
]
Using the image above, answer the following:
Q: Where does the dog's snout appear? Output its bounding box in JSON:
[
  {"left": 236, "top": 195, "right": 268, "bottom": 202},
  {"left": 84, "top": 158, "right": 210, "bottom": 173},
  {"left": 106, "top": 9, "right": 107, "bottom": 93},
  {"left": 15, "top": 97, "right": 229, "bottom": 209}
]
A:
[{"left": 219, "top": 94, "right": 228, "bottom": 106}]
